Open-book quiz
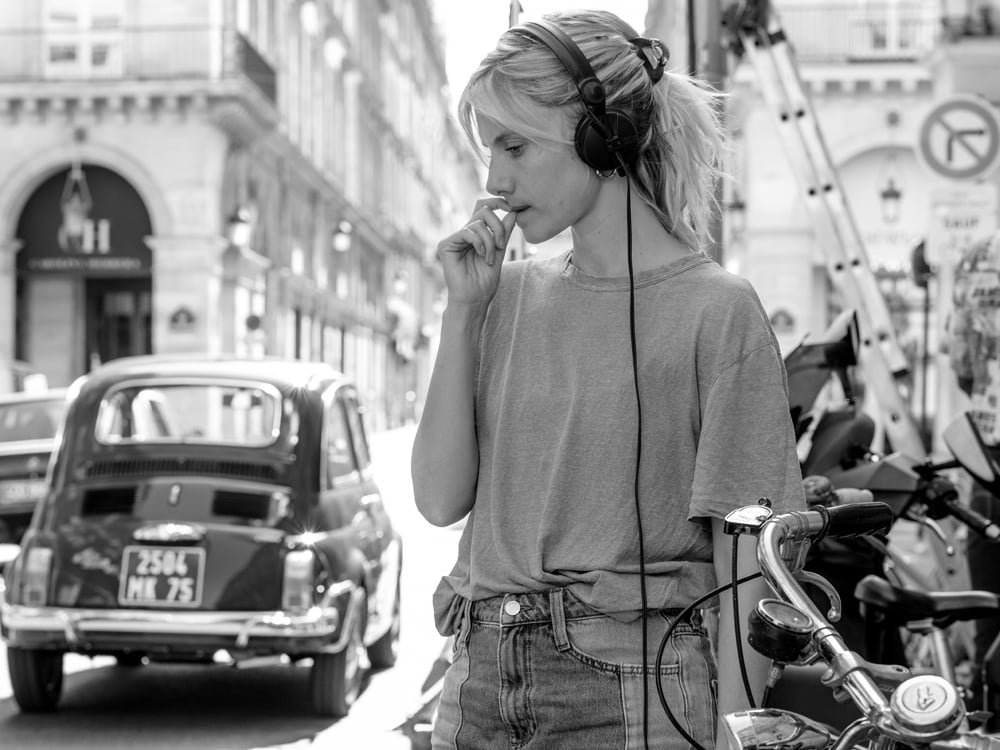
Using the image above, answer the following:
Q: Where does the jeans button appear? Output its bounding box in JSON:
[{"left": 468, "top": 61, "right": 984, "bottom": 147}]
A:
[{"left": 504, "top": 599, "right": 521, "bottom": 616}]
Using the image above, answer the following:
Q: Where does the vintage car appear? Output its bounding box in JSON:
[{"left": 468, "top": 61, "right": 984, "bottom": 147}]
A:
[
  {"left": 0, "top": 355, "right": 403, "bottom": 718},
  {"left": 0, "top": 388, "right": 70, "bottom": 544}
]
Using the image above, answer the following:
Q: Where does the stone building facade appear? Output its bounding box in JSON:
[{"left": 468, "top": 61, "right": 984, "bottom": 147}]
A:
[{"left": 0, "top": 0, "right": 481, "bottom": 431}]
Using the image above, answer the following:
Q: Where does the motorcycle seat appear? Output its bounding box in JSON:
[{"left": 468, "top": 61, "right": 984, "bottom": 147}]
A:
[{"left": 855, "top": 574, "right": 1000, "bottom": 627}]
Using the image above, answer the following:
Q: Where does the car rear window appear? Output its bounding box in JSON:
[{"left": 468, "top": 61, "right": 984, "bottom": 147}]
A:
[
  {"left": 95, "top": 381, "right": 282, "bottom": 446},
  {"left": 0, "top": 397, "right": 66, "bottom": 442}
]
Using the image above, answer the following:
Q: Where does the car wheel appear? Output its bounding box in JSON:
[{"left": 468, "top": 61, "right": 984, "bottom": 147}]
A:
[
  {"left": 7, "top": 646, "right": 64, "bottom": 712},
  {"left": 368, "top": 575, "right": 401, "bottom": 670},
  {"left": 310, "top": 590, "right": 368, "bottom": 717}
]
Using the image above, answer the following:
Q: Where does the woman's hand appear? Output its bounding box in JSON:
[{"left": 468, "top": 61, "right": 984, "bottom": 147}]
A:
[{"left": 437, "top": 197, "right": 519, "bottom": 306}]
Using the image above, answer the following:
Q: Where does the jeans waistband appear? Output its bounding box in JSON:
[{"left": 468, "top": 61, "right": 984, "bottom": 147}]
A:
[{"left": 466, "top": 588, "right": 699, "bottom": 627}]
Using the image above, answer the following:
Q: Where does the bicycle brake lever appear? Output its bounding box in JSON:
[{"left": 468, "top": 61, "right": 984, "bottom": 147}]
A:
[
  {"left": 795, "top": 570, "right": 843, "bottom": 622},
  {"left": 915, "top": 516, "right": 956, "bottom": 556}
]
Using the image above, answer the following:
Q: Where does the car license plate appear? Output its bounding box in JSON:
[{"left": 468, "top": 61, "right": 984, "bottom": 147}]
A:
[
  {"left": 0, "top": 478, "right": 47, "bottom": 506},
  {"left": 118, "top": 546, "right": 205, "bottom": 608}
]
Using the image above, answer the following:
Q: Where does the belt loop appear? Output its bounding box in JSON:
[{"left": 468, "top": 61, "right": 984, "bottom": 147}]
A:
[
  {"left": 549, "top": 589, "right": 570, "bottom": 651},
  {"left": 690, "top": 608, "right": 702, "bottom": 629},
  {"left": 459, "top": 597, "right": 473, "bottom": 646}
]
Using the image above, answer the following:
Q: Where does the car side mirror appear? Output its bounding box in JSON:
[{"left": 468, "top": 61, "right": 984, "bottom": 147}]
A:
[
  {"left": 0, "top": 543, "right": 19, "bottom": 567},
  {"left": 943, "top": 413, "right": 1000, "bottom": 496}
]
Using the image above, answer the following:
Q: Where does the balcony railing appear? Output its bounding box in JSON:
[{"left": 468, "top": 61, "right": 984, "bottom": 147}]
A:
[
  {"left": 776, "top": 2, "right": 940, "bottom": 63},
  {"left": 0, "top": 25, "right": 276, "bottom": 104}
]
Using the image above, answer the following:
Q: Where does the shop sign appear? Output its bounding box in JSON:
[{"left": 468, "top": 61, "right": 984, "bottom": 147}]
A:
[
  {"left": 925, "top": 183, "right": 998, "bottom": 265},
  {"left": 168, "top": 307, "right": 197, "bottom": 333},
  {"left": 16, "top": 163, "right": 152, "bottom": 276}
]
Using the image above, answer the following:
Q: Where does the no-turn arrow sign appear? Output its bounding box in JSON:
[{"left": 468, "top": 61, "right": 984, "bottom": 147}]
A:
[{"left": 917, "top": 94, "right": 1000, "bottom": 182}]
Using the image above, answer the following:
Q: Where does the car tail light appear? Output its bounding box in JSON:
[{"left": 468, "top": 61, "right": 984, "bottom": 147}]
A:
[
  {"left": 268, "top": 491, "right": 290, "bottom": 524},
  {"left": 23, "top": 547, "right": 53, "bottom": 606},
  {"left": 282, "top": 548, "right": 315, "bottom": 613}
]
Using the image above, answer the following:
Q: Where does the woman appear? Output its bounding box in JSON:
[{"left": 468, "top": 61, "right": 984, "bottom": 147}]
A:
[{"left": 411, "top": 10, "right": 806, "bottom": 749}]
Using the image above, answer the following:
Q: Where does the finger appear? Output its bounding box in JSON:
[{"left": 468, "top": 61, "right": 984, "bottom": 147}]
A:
[
  {"left": 500, "top": 210, "right": 518, "bottom": 238},
  {"left": 461, "top": 222, "right": 492, "bottom": 258},
  {"left": 473, "top": 196, "right": 510, "bottom": 214},
  {"left": 438, "top": 227, "right": 480, "bottom": 259},
  {"left": 478, "top": 210, "right": 508, "bottom": 256}
]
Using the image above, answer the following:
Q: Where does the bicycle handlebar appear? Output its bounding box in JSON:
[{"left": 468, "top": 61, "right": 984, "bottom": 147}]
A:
[{"left": 753, "top": 503, "right": 1000, "bottom": 750}]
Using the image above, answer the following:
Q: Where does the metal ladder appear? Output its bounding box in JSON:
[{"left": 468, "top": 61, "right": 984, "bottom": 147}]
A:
[{"left": 722, "top": 0, "right": 925, "bottom": 458}]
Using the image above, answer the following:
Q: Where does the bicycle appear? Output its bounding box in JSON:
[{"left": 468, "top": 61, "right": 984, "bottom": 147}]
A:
[{"left": 723, "top": 499, "right": 1000, "bottom": 750}]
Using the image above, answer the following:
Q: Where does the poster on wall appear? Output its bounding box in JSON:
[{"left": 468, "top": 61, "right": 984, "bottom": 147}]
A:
[{"left": 16, "top": 163, "right": 153, "bottom": 276}]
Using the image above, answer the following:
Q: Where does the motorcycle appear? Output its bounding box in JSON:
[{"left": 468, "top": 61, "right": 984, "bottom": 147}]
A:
[
  {"left": 763, "top": 411, "right": 1000, "bottom": 734},
  {"left": 757, "top": 309, "right": 1000, "bottom": 731}
]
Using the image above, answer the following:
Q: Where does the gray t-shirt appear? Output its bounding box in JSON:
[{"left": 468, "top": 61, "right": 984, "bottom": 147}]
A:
[{"left": 433, "top": 251, "right": 806, "bottom": 632}]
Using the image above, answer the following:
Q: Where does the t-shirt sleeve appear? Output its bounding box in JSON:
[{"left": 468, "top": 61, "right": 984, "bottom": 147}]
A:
[{"left": 689, "top": 342, "right": 807, "bottom": 520}]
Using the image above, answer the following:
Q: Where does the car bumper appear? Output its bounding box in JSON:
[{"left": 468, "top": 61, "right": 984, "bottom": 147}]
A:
[{"left": 0, "top": 577, "right": 361, "bottom": 656}]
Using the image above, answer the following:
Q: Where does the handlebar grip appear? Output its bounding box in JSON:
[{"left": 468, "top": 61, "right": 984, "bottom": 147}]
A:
[
  {"left": 821, "top": 501, "right": 894, "bottom": 539},
  {"left": 941, "top": 495, "right": 1000, "bottom": 542}
]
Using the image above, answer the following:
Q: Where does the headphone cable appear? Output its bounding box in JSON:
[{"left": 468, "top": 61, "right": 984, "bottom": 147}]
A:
[{"left": 618, "top": 156, "right": 650, "bottom": 750}]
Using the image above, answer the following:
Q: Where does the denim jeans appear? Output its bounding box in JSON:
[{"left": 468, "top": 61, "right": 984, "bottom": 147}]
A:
[{"left": 432, "top": 588, "right": 718, "bottom": 750}]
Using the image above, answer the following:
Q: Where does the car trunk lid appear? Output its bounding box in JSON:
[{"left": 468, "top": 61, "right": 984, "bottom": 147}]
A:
[{"left": 50, "top": 477, "right": 291, "bottom": 611}]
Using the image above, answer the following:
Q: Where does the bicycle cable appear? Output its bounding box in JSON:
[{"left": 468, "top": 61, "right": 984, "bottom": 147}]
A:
[{"left": 655, "top": 571, "right": 762, "bottom": 750}]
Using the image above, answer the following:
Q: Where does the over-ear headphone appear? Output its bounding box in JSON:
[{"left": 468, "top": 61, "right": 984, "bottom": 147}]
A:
[{"left": 513, "top": 19, "right": 640, "bottom": 174}]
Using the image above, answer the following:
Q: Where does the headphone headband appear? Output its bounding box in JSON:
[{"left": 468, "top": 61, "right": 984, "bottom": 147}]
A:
[
  {"left": 510, "top": 18, "right": 640, "bottom": 173},
  {"left": 514, "top": 20, "right": 606, "bottom": 117}
]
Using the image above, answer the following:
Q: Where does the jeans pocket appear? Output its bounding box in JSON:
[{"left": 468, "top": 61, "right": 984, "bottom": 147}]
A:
[
  {"left": 562, "top": 613, "right": 669, "bottom": 673},
  {"left": 560, "top": 612, "right": 717, "bottom": 750}
]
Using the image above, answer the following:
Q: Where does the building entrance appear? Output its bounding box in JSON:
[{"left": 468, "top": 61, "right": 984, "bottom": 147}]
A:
[{"left": 85, "top": 279, "right": 152, "bottom": 366}]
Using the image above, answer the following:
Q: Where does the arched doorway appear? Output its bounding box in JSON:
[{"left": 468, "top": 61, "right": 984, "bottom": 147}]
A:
[{"left": 15, "top": 163, "right": 153, "bottom": 380}]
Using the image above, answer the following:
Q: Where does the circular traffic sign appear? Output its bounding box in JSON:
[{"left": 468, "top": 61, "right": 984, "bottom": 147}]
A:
[{"left": 917, "top": 94, "right": 1000, "bottom": 181}]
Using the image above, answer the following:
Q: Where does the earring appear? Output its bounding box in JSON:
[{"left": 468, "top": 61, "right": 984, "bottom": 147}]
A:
[{"left": 595, "top": 168, "right": 617, "bottom": 180}]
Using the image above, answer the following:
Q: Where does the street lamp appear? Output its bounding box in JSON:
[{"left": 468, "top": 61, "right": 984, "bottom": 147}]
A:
[
  {"left": 726, "top": 195, "right": 747, "bottom": 237},
  {"left": 226, "top": 206, "right": 254, "bottom": 248},
  {"left": 879, "top": 175, "right": 903, "bottom": 224},
  {"left": 332, "top": 220, "right": 353, "bottom": 253}
]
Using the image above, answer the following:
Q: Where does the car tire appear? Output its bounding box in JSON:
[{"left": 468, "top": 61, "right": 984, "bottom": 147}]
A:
[
  {"left": 8, "top": 646, "right": 64, "bottom": 712},
  {"left": 310, "top": 590, "right": 368, "bottom": 717},
  {"left": 368, "top": 575, "right": 401, "bottom": 670}
]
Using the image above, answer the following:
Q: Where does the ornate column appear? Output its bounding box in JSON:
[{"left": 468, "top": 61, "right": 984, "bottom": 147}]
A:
[{"left": 0, "top": 239, "right": 21, "bottom": 361}]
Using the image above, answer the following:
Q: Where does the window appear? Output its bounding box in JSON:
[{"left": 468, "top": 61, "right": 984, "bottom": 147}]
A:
[
  {"left": 324, "top": 398, "right": 357, "bottom": 487},
  {"left": 0, "top": 397, "right": 66, "bottom": 443},
  {"left": 95, "top": 381, "right": 282, "bottom": 445},
  {"left": 343, "top": 392, "right": 370, "bottom": 470},
  {"left": 43, "top": 0, "right": 124, "bottom": 78}
]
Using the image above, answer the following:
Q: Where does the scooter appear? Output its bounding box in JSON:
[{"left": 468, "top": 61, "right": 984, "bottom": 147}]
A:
[
  {"left": 764, "top": 310, "right": 1000, "bottom": 729},
  {"left": 765, "top": 413, "right": 1000, "bottom": 730}
]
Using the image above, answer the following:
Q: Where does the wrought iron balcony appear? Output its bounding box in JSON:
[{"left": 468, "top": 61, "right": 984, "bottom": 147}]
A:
[{"left": 0, "top": 25, "right": 276, "bottom": 105}]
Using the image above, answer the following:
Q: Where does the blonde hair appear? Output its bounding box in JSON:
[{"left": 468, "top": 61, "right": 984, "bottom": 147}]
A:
[{"left": 458, "top": 9, "right": 727, "bottom": 253}]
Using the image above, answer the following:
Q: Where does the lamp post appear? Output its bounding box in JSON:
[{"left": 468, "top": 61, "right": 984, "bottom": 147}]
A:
[
  {"left": 226, "top": 206, "right": 254, "bottom": 248},
  {"left": 723, "top": 194, "right": 747, "bottom": 273},
  {"left": 332, "top": 220, "right": 353, "bottom": 253},
  {"left": 911, "top": 240, "right": 933, "bottom": 451},
  {"left": 879, "top": 175, "right": 903, "bottom": 225}
]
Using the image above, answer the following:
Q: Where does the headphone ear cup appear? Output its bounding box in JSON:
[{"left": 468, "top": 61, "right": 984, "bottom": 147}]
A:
[{"left": 574, "top": 109, "right": 640, "bottom": 172}]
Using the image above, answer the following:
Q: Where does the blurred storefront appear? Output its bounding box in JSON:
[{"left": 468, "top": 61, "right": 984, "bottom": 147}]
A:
[{"left": 0, "top": 0, "right": 480, "bottom": 431}]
